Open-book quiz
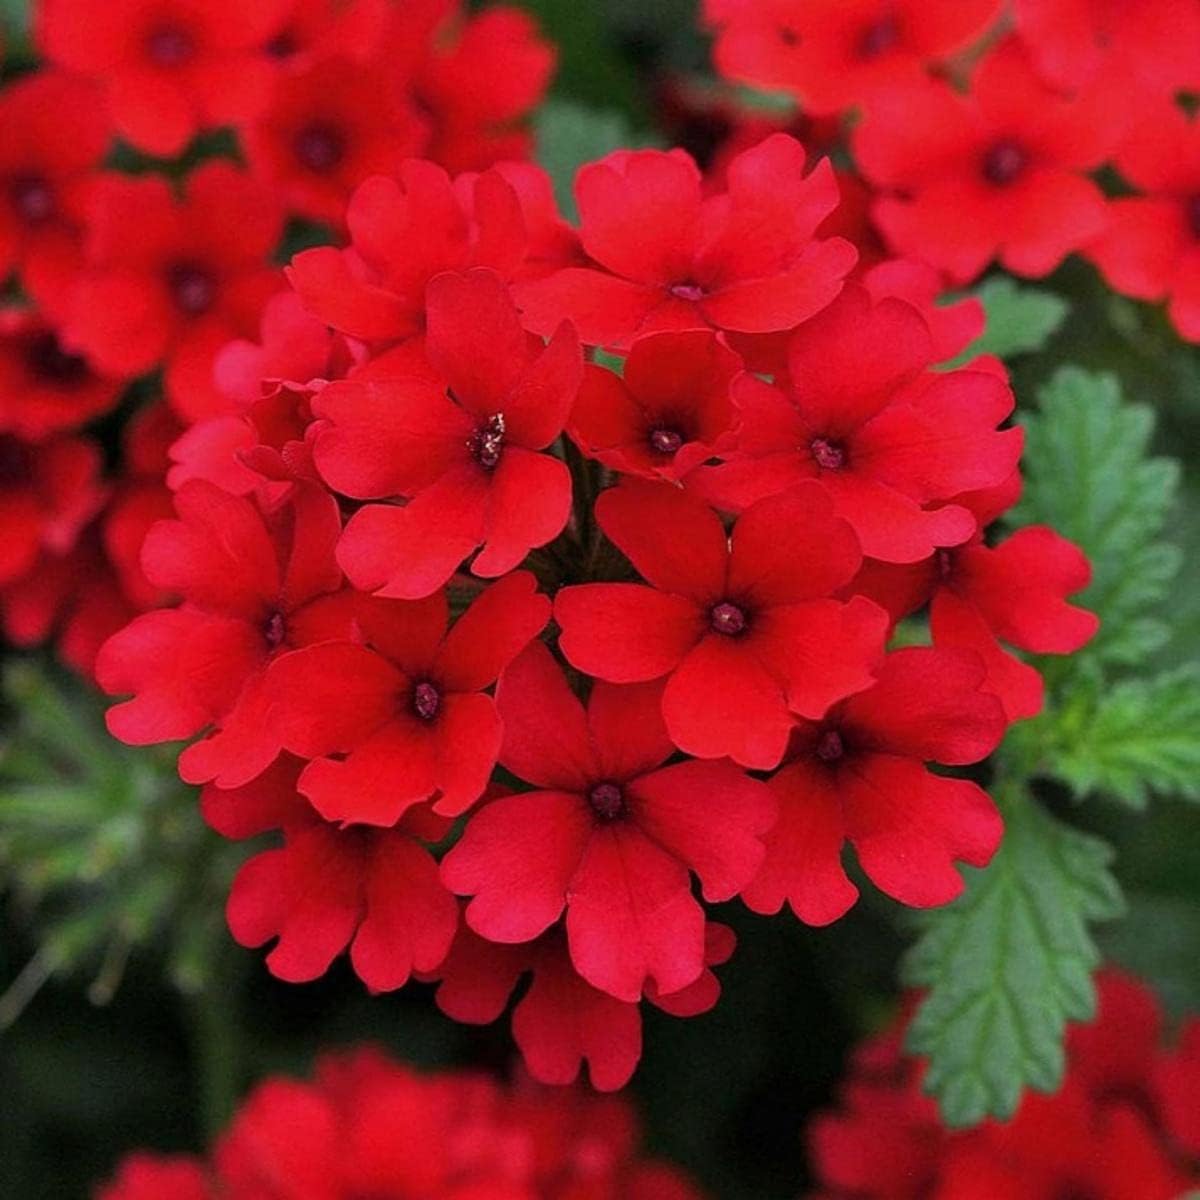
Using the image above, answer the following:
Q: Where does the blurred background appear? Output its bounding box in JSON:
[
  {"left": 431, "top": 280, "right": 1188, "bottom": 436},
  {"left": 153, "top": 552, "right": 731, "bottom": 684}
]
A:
[{"left": 2, "top": 1, "right": 1199, "bottom": 1197}]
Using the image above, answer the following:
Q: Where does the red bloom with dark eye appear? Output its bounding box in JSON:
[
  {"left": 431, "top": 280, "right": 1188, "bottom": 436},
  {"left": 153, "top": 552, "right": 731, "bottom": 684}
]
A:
[
  {"left": 853, "top": 37, "right": 1119, "bottom": 283},
  {"left": 211, "top": 756, "right": 460, "bottom": 991},
  {"left": 265, "top": 572, "right": 550, "bottom": 826},
  {"left": 514, "top": 134, "right": 857, "bottom": 349},
  {"left": 36, "top": 0, "right": 288, "bottom": 157},
  {"left": 1086, "top": 99, "right": 1200, "bottom": 344},
  {"left": 241, "top": 57, "right": 427, "bottom": 227},
  {"left": 706, "top": 0, "right": 1003, "bottom": 115},
  {"left": 568, "top": 330, "right": 742, "bottom": 481},
  {"left": 96, "top": 482, "right": 354, "bottom": 789},
  {"left": 430, "top": 920, "right": 735, "bottom": 1092},
  {"left": 62, "top": 163, "right": 285, "bottom": 423},
  {"left": 0, "top": 72, "right": 109, "bottom": 317},
  {"left": 286, "top": 160, "right": 531, "bottom": 346},
  {"left": 692, "top": 286, "right": 1022, "bottom": 564},
  {"left": 556, "top": 478, "right": 887, "bottom": 769},
  {"left": 441, "top": 642, "right": 774, "bottom": 1002},
  {"left": 316, "top": 269, "right": 581, "bottom": 598},
  {"left": 742, "top": 646, "right": 1006, "bottom": 925},
  {"left": 0, "top": 310, "right": 123, "bottom": 440}
]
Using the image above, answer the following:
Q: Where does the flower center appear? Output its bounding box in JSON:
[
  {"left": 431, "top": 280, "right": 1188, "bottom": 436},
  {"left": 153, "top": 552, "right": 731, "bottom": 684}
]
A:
[
  {"left": 810, "top": 437, "right": 846, "bottom": 470},
  {"left": 146, "top": 24, "right": 195, "bottom": 68},
  {"left": 469, "top": 413, "right": 506, "bottom": 470},
  {"left": 777, "top": 25, "right": 800, "bottom": 47},
  {"left": 263, "top": 610, "right": 286, "bottom": 649},
  {"left": 709, "top": 601, "right": 747, "bottom": 636},
  {"left": 587, "top": 782, "right": 625, "bottom": 821},
  {"left": 412, "top": 681, "right": 441, "bottom": 721},
  {"left": 982, "top": 140, "right": 1028, "bottom": 187},
  {"left": 0, "top": 435, "right": 33, "bottom": 488},
  {"left": 264, "top": 30, "right": 298, "bottom": 58},
  {"left": 10, "top": 175, "right": 55, "bottom": 225},
  {"left": 936, "top": 548, "right": 956, "bottom": 581},
  {"left": 293, "top": 123, "right": 346, "bottom": 173},
  {"left": 649, "top": 427, "right": 684, "bottom": 455},
  {"left": 858, "top": 16, "right": 900, "bottom": 58},
  {"left": 167, "top": 263, "right": 217, "bottom": 316},
  {"left": 25, "top": 331, "right": 88, "bottom": 386},
  {"left": 669, "top": 282, "right": 705, "bottom": 302},
  {"left": 1187, "top": 195, "right": 1200, "bottom": 240},
  {"left": 815, "top": 729, "right": 845, "bottom": 762}
]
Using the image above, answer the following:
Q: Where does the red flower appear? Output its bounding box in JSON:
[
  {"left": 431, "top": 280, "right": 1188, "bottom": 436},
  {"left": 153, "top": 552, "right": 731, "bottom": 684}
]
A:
[
  {"left": 0, "top": 310, "right": 123, "bottom": 440},
  {"left": 742, "top": 646, "right": 1006, "bottom": 924},
  {"left": 36, "top": 0, "right": 288, "bottom": 157},
  {"left": 286, "top": 160, "right": 531, "bottom": 345},
  {"left": 430, "top": 920, "right": 735, "bottom": 1091},
  {"left": 256, "top": 0, "right": 393, "bottom": 71},
  {"left": 316, "top": 269, "right": 580, "bottom": 598},
  {"left": 440, "top": 641, "right": 775, "bottom": 1001},
  {"left": 1014, "top": 0, "right": 1200, "bottom": 98},
  {"left": 556, "top": 479, "right": 887, "bottom": 768},
  {"left": 97, "top": 482, "right": 353, "bottom": 788},
  {"left": 692, "top": 287, "right": 1021, "bottom": 563},
  {"left": 1086, "top": 99, "right": 1200, "bottom": 342},
  {"left": 853, "top": 37, "right": 1119, "bottom": 282},
  {"left": 241, "top": 57, "right": 427, "bottom": 226},
  {"left": 809, "top": 970, "right": 1200, "bottom": 1200},
  {"left": 0, "top": 432, "right": 106, "bottom": 587},
  {"left": 62, "top": 163, "right": 285, "bottom": 422},
  {"left": 0, "top": 72, "right": 109, "bottom": 316},
  {"left": 266, "top": 572, "right": 550, "bottom": 826},
  {"left": 514, "top": 134, "right": 856, "bottom": 349},
  {"left": 568, "top": 330, "right": 741, "bottom": 482},
  {"left": 213, "top": 756, "right": 460, "bottom": 990},
  {"left": 706, "top": 0, "right": 1003, "bottom": 115},
  {"left": 95, "top": 1154, "right": 211, "bottom": 1200}
]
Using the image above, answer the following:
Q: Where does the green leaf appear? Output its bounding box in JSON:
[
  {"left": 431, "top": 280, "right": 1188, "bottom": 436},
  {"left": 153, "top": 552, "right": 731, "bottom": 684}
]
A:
[
  {"left": 535, "top": 100, "right": 660, "bottom": 222},
  {"left": 1049, "top": 666, "right": 1200, "bottom": 807},
  {"left": 902, "top": 791, "right": 1123, "bottom": 1127},
  {"left": 1014, "top": 367, "right": 1181, "bottom": 665},
  {"left": 945, "top": 277, "right": 1069, "bottom": 367}
]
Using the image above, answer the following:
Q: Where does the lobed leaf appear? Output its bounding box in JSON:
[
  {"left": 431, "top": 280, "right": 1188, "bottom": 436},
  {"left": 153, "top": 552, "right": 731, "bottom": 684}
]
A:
[{"left": 946, "top": 277, "right": 1068, "bottom": 367}]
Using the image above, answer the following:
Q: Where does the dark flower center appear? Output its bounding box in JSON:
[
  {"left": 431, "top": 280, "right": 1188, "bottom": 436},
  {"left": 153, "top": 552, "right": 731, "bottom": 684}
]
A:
[
  {"left": 858, "top": 16, "right": 900, "bottom": 58},
  {"left": 10, "top": 175, "right": 55, "bottom": 225},
  {"left": 669, "top": 282, "right": 705, "bottom": 302},
  {"left": 469, "top": 413, "right": 506, "bottom": 470},
  {"left": 710, "top": 601, "right": 747, "bottom": 636},
  {"left": 810, "top": 437, "right": 846, "bottom": 470},
  {"left": 1187, "top": 195, "right": 1200, "bottom": 240},
  {"left": 778, "top": 25, "right": 800, "bottom": 47},
  {"left": 936, "top": 548, "right": 956, "bottom": 581},
  {"left": 293, "top": 123, "right": 346, "bottom": 173},
  {"left": 146, "top": 24, "right": 196, "bottom": 68},
  {"left": 587, "top": 781, "right": 625, "bottom": 821},
  {"left": 263, "top": 610, "right": 287, "bottom": 648},
  {"left": 412, "top": 681, "right": 441, "bottom": 721},
  {"left": 982, "top": 140, "right": 1029, "bottom": 187},
  {"left": 649, "top": 427, "right": 684, "bottom": 455},
  {"left": 265, "top": 30, "right": 298, "bottom": 59},
  {"left": 25, "top": 331, "right": 88, "bottom": 386},
  {"left": 816, "top": 729, "right": 845, "bottom": 762},
  {"left": 167, "top": 263, "right": 217, "bottom": 316},
  {"left": 0, "top": 435, "right": 32, "bottom": 488}
]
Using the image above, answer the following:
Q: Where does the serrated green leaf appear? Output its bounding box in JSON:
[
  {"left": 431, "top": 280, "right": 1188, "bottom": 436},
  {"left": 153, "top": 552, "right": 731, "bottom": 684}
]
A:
[
  {"left": 1050, "top": 666, "right": 1200, "bottom": 807},
  {"left": 1014, "top": 368, "right": 1181, "bottom": 665},
  {"left": 945, "top": 277, "right": 1069, "bottom": 367},
  {"left": 902, "top": 791, "right": 1123, "bottom": 1127},
  {"left": 534, "top": 100, "right": 660, "bottom": 222}
]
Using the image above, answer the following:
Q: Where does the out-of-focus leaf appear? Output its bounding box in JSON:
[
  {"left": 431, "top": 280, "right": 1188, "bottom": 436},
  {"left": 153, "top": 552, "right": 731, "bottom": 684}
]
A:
[{"left": 946, "top": 277, "right": 1069, "bottom": 366}]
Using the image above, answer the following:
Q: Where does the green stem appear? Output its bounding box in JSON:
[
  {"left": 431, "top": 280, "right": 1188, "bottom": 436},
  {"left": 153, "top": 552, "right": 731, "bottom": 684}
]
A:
[{"left": 185, "top": 947, "right": 244, "bottom": 1140}]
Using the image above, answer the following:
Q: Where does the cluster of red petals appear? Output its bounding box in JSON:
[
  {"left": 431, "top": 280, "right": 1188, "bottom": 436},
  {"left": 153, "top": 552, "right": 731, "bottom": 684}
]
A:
[
  {"left": 703, "top": 0, "right": 1200, "bottom": 339},
  {"left": 808, "top": 969, "right": 1200, "bottom": 1199},
  {"left": 95, "top": 1047, "right": 703, "bottom": 1200}
]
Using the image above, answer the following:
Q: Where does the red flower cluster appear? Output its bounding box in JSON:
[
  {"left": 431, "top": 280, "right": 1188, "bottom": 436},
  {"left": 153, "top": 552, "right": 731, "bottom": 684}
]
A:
[
  {"left": 94, "top": 1047, "right": 703, "bottom": 1200},
  {"left": 808, "top": 969, "right": 1200, "bottom": 1199},
  {"left": 704, "top": 0, "right": 1200, "bottom": 340}
]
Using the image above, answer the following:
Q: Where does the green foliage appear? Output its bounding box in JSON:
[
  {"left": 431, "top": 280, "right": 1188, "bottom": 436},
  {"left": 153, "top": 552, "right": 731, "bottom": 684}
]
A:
[
  {"left": 1049, "top": 667, "right": 1200, "bottom": 807},
  {"left": 902, "top": 791, "right": 1124, "bottom": 1126},
  {"left": 946, "top": 277, "right": 1069, "bottom": 367},
  {"left": 1015, "top": 367, "right": 1181, "bottom": 665},
  {"left": 0, "top": 661, "right": 240, "bottom": 1025}
]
